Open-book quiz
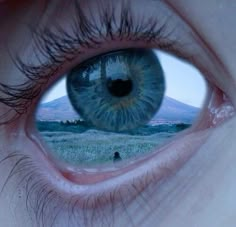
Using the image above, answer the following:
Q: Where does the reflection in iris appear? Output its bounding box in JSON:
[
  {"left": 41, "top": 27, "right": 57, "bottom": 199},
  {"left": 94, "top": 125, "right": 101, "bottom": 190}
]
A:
[{"left": 36, "top": 50, "right": 206, "bottom": 167}]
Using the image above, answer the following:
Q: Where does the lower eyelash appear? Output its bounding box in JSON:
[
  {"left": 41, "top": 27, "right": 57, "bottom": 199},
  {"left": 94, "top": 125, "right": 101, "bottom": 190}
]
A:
[{"left": 0, "top": 150, "right": 154, "bottom": 226}]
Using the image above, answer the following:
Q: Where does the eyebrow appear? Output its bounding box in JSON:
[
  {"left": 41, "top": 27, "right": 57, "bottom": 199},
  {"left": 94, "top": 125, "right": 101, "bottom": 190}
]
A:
[{"left": 0, "top": 0, "right": 172, "bottom": 125}]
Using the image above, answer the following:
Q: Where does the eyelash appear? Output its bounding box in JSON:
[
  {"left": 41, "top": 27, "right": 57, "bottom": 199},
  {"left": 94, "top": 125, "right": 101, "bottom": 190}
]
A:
[{"left": 0, "top": 0, "right": 176, "bottom": 125}]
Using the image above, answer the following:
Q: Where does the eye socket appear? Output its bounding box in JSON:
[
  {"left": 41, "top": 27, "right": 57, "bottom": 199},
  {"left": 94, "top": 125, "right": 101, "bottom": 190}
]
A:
[{"left": 36, "top": 49, "right": 207, "bottom": 168}]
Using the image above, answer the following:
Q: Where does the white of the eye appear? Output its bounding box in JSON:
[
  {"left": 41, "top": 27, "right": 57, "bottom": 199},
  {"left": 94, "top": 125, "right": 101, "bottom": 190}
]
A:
[
  {"left": 41, "top": 78, "right": 67, "bottom": 103},
  {"left": 157, "top": 51, "right": 207, "bottom": 108}
]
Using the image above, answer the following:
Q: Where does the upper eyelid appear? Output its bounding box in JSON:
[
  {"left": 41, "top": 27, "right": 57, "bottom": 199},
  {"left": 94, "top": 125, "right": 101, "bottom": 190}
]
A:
[{"left": 0, "top": 0, "right": 183, "bottom": 125}]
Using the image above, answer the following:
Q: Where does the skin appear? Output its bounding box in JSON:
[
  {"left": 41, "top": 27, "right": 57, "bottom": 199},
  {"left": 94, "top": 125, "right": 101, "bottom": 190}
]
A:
[{"left": 0, "top": 0, "right": 236, "bottom": 226}]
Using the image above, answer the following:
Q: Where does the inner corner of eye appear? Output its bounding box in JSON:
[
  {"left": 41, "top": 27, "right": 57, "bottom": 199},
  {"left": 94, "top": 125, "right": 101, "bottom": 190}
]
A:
[{"left": 34, "top": 48, "right": 207, "bottom": 169}]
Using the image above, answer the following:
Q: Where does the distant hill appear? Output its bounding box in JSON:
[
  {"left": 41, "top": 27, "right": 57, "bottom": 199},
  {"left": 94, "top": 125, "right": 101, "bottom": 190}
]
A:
[
  {"left": 151, "top": 96, "right": 200, "bottom": 124},
  {"left": 36, "top": 95, "right": 200, "bottom": 124}
]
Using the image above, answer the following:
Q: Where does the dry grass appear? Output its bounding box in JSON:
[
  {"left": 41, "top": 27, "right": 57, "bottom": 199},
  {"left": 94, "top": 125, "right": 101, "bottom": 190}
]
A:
[{"left": 40, "top": 129, "right": 175, "bottom": 166}]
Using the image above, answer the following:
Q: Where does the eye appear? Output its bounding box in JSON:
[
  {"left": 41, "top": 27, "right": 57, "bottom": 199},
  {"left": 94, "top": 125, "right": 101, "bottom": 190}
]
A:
[
  {"left": 2, "top": 2, "right": 235, "bottom": 223},
  {"left": 36, "top": 49, "right": 206, "bottom": 170}
]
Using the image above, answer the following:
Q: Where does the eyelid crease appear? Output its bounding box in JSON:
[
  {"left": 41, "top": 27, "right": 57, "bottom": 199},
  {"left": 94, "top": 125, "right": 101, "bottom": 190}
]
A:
[{"left": 0, "top": 0, "right": 175, "bottom": 125}]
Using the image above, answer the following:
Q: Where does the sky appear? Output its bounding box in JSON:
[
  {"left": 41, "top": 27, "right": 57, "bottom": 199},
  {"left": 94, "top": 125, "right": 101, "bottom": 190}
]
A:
[{"left": 41, "top": 51, "right": 207, "bottom": 108}]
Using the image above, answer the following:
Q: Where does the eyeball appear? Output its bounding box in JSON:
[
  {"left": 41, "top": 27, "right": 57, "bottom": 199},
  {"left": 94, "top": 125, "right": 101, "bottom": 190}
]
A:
[{"left": 36, "top": 49, "right": 207, "bottom": 167}]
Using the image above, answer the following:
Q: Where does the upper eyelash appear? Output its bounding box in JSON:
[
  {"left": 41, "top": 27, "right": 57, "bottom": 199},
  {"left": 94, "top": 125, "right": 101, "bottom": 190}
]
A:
[{"left": 0, "top": 0, "right": 174, "bottom": 125}]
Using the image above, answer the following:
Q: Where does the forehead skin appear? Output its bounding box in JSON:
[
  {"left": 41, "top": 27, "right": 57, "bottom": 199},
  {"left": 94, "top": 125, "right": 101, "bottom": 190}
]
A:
[{"left": 0, "top": 0, "right": 236, "bottom": 227}]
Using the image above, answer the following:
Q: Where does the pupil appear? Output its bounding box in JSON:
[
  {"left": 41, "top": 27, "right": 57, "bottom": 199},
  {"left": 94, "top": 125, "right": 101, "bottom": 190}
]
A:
[{"left": 107, "top": 78, "right": 133, "bottom": 97}]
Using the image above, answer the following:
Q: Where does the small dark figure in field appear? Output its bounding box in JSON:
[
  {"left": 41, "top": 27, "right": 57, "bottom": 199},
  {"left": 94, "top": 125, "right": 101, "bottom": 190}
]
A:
[{"left": 113, "top": 151, "right": 122, "bottom": 163}]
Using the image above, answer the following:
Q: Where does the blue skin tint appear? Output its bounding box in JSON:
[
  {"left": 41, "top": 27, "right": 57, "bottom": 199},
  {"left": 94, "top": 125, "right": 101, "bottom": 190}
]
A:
[{"left": 0, "top": 0, "right": 236, "bottom": 226}]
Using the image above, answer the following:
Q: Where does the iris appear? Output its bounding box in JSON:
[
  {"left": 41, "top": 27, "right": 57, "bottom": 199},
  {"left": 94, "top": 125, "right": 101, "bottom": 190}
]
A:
[{"left": 67, "top": 49, "right": 165, "bottom": 132}]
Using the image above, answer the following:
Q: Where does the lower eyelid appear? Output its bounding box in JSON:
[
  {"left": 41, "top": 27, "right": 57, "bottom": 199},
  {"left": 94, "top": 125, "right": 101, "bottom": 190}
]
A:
[
  {"left": 19, "top": 112, "right": 213, "bottom": 209},
  {"left": 51, "top": 133, "right": 210, "bottom": 210}
]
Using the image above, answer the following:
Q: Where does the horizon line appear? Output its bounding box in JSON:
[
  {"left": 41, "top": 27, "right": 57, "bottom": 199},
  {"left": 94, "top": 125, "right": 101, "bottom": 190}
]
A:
[{"left": 41, "top": 95, "right": 201, "bottom": 108}]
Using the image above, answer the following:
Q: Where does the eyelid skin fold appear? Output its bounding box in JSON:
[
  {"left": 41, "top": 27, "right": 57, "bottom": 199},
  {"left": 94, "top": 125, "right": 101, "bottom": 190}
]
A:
[{"left": 165, "top": 0, "right": 236, "bottom": 110}]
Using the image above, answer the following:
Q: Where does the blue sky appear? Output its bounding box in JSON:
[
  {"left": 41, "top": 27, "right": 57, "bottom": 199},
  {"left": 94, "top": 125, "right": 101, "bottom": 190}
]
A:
[{"left": 41, "top": 51, "right": 207, "bottom": 107}]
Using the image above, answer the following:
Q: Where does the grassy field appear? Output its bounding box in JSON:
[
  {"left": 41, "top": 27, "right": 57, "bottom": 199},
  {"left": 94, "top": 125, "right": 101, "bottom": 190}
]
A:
[{"left": 37, "top": 122, "right": 190, "bottom": 166}]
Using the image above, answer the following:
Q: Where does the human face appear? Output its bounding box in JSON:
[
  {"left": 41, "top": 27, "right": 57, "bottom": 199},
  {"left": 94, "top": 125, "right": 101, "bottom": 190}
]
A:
[{"left": 0, "top": 1, "right": 236, "bottom": 226}]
